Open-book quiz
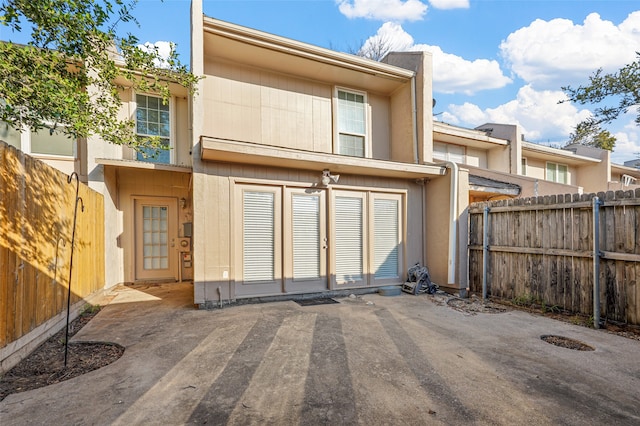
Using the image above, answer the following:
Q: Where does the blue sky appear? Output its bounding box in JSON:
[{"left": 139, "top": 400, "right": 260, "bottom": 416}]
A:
[{"left": 2, "top": 0, "right": 640, "bottom": 163}]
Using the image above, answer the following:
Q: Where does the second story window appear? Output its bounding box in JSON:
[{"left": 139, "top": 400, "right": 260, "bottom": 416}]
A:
[
  {"left": 1, "top": 121, "right": 75, "bottom": 158},
  {"left": 546, "top": 161, "right": 568, "bottom": 184},
  {"left": 433, "top": 142, "right": 465, "bottom": 164},
  {"left": 136, "top": 94, "right": 171, "bottom": 164},
  {"left": 337, "top": 89, "right": 367, "bottom": 157}
]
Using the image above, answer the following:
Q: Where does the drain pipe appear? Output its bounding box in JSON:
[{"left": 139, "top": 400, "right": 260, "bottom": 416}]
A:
[
  {"left": 411, "top": 76, "right": 419, "bottom": 164},
  {"left": 482, "top": 205, "right": 490, "bottom": 300},
  {"left": 433, "top": 161, "right": 459, "bottom": 285},
  {"left": 592, "top": 197, "right": 602, "bottom": 329}
]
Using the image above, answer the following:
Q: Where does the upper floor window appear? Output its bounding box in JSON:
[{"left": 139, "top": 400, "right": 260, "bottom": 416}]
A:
[
  {"left": 433, "top": 142, "right": 464, "bottom": 164},
  {"left": 1, "top": 121, "right": 75, "bottom": 158},
  {"left": 336, "top": 89, "right": 367, "bottom": 157},
  {"left": 546, "top": 161, "right": 568, "bottom": 184},
  {"left": 136, "top": 94, "right": 171, "bottom": 164}
]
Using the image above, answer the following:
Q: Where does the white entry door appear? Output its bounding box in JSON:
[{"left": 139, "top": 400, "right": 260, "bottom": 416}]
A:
[{"left": 134, "top": 197, "right": 178, "bottom": 281}]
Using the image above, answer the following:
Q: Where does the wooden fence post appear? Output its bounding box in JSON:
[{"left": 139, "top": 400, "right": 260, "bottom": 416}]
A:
[{"left": 593, "top": 196, "right": 602, "bottom": 329}]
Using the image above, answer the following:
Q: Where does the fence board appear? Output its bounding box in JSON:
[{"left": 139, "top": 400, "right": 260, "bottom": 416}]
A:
[
  {"left": 0, "top": 141, "right": 105, "bottom": 352},
  {"left": 469, "top": 190, "right": 640, "bottom": 326}
]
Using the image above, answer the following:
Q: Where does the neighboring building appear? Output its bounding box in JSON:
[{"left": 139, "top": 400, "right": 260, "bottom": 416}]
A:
[
  {"left": 432, "top": 121, "right": 640, "bottom": 201},
  {"left": 0, "top": 121, "right": 78, "bottom": 175}
]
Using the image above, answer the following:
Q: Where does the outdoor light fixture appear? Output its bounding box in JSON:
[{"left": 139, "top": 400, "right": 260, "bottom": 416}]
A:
[
  {"left": 180, "top": 197, "right": 187, "bottom": 209},
  {"left": 321, "top": 169, "right": 340, "bottom": 186}
]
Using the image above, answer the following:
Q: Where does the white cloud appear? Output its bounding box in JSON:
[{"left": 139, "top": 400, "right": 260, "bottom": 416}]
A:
[
  {"left": 445, "top": 85, "right": 591, "bottom": 141},
  {"left": 500, "top": 12, "right": 640, "bottom": 89},
  {"left": 359, "top": 22, "right": 415, "bottom": 54},
  {"left": 336, "top": 0, "right": 428, "bottom": 22},
  {"left": 138, "top": 41, "right": 175, "bottom": 68},
  {"left": 429, "top": 0, "right": 469, "bottom": 9},
  {"left": 611, "top": 114, "right": 640, "bottom": 164},
  {"left": 413, "top": 44, "right": 512, "bottom": 95},
  {"left": 361, "top": 22, "right": 511, "bottom": 94}
]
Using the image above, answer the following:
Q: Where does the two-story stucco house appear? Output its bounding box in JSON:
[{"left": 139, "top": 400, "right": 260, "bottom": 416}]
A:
[
  {"left": 189, "top": 7, "right": 466, "bottom": 304},
  {"left": 7, "top": 4, "right": 464, "bottom": 305}
]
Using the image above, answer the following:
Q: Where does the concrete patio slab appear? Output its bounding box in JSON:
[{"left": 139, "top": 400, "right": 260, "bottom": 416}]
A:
[{"left": 1, "top": 282, "right": 639, "bottom": 425}]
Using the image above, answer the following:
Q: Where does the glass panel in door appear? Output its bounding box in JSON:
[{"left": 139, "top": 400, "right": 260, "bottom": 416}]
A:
[{"left": 135, "top": 198, "right": 177, "bottom": 281}]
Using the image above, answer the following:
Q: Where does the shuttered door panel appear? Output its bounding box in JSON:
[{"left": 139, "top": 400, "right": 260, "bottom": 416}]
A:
[
  {"left": 243, "top": 191, "right": 275, "bottom": 282},
  {"left": 374, "top": 198, "right": 399, "bottom": 279},
  {"left": 335, "top": 196, "right": 363, "bottom": 284},
  {"left": 293, "top": 194, "right": 320, "bottom": 280}
]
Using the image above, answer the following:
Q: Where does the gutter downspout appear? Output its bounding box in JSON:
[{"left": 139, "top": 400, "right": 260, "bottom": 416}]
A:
[
  {"left": 433, "top": 161, "right": 459, "bottom": 285},
  {"left": 411, "top": 76, "right": 419, "bottom": 164}
]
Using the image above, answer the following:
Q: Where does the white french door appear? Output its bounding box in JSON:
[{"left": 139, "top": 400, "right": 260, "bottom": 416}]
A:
[{"left": 284, "top": 188, "right": 327, "bottom": 292}]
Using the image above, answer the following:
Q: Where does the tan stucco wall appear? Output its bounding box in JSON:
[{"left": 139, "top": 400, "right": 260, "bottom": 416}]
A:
[
  {"left": 370, "top": 93, "right": 391, "bottom": 160},
  {"left": 465, "top": 147, "right": 487, "bottom": 168},
  {"left": 104, "top": 168, "right": 193, "bottom": 284},
  {"left": 424, "top": 173, "right": 451, "bottom": 289},
  {"left": 382, "top": 52, "right": 433, "bottom": 165},
  {"left": 202, "top": 59, "right": 333, "bottom": 152},
  {"left": 193, "top": 162, "right": 426, "bottom": 304},
  {"left": 201, "top": 59, "right": 400, "bottom": 161},
  {"left": 486, "top": 145, "right": 511, "bottom": 173},
  {"left": 477, "top": 123, "right": 521, "bottom": 175},
  {"left": 389, "top": 82, "right": 415, "bottom": 163}
]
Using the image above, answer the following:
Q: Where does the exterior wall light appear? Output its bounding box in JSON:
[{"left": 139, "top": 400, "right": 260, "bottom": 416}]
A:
[{"left": 321, "top": 169, "right": 340, "bottom": 186}]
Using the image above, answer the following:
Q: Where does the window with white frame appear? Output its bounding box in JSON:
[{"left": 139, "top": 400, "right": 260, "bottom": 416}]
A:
[
  {"left": 136, "top": 94, "right": 171, "bottom": 163},
  {"left": 546, "top": 162, "right": 568, "bottom": 184},
  {"left": 337, "top": 89, "right": 367, "bottom": 157},
  {"left": 433, "top": 142, "right": 464, "bottom": 164},
  {"left": 1, "top": 121, "right": 75, "bottom": 157}
]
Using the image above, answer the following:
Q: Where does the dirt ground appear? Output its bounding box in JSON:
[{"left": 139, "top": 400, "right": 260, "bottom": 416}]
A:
[
  {"left": 0, "top": 308, "right": 124, "bottom": 401},
  {"left": 1, "top": 291, "right": 639, "bottom": 402}
]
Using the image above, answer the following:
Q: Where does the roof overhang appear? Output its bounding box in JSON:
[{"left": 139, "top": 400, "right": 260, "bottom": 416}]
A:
[
  {"left": 522, "top": 142, "right": 600, "bottom": 165},
  {"left": 200, "top": 136, "right": 446, "bottom": 179},
  {"left": 96, "top": 158, "right": 192, "bottom": 173},
  {"left": 611, "top": 163, "right": 640, "bottom": 178},
  {"left": 202, "top": 17, "right": 414, "bottom": 95},
  {"left": 469, "top": 174, "right": 521, "bottom": 196},
  {"left": 433, "top": 121, "right": 508, "bottom": 149}
]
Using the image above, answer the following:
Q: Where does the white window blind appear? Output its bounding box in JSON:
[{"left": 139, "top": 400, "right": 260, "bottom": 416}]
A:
[
  {"left": 334, "top": 196, "right": 363, "bottom": 283},
  {"left": 433, "top": 142, "right": 464, "bottom": 163},
  {"left": 243, "top": 191, "right": 275, "bottom": 282},
  {"left": 337, "top": 90, "right": 366, "bottom": 157},
  {"left": 292, "top": 194, "right": 320, "bottom": 280},
  {"left": 374, "top": 199, "right": 399, "bottom": 279}
]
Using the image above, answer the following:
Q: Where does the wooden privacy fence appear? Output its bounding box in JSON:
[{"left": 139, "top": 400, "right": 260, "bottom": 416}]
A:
[
  {"left": 0, "top": 141, "right": 105, "bottom": 355},
  {"left": 469, "top": 190, "right": 640, "bottom": 327}
]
